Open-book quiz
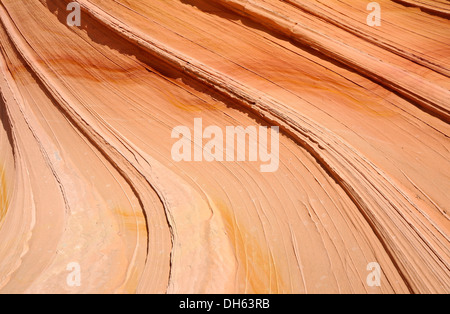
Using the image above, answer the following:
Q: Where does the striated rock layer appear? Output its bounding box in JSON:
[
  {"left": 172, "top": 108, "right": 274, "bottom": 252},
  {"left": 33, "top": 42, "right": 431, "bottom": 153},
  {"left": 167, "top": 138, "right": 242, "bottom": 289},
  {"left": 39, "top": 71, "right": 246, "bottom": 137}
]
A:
[{"left": 0, "top": 0, "right": 449, "bottom": 294}]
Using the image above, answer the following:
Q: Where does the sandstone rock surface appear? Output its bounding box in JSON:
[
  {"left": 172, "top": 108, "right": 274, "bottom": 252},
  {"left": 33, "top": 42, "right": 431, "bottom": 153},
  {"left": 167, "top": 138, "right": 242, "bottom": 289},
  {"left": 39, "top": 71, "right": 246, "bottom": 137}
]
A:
[{"left": 0, "top": 0, "right": 449, "bottom": 294}]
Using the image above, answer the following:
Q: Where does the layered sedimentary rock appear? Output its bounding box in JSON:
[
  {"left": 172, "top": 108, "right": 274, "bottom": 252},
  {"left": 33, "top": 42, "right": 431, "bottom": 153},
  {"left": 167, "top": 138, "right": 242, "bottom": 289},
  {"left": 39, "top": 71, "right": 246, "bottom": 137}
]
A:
[{"left": 0, "top": 0, "right": 449, "bottom": 294}]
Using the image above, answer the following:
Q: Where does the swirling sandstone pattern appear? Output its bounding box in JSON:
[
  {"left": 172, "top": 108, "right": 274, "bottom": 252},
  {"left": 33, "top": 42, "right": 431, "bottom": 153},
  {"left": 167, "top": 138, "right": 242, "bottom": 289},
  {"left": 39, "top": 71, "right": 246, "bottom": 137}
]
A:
[{"left": 0, "top": 0, "right": 449, "bottom": 294}]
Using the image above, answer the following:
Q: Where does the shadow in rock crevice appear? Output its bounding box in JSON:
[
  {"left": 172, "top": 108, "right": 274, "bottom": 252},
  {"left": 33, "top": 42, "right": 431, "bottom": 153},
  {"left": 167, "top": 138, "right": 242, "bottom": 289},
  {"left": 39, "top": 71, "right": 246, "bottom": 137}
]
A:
[
  {"left": 0, "top": 92, "right": 16, "bottom": 158},
  {"left": 41, "top": 0, "right": 288, "bottom": 130}
]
